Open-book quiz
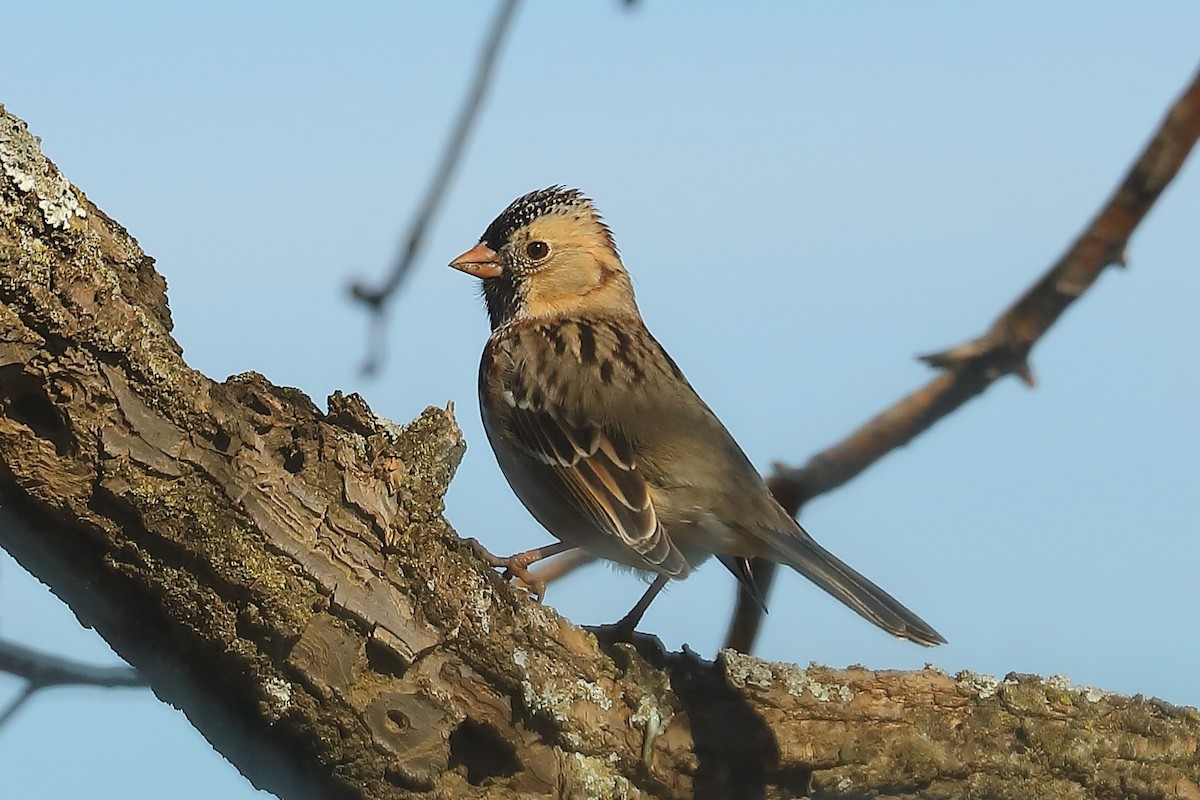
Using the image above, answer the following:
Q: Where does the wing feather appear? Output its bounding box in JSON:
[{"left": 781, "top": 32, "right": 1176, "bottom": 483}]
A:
[{"left": 507, "top": 405, "right": 688, "bottom": 577}]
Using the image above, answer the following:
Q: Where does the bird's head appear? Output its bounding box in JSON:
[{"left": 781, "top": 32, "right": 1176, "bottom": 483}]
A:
[{"left": 450, "top": 186, "right": 635, "bottom": 329}]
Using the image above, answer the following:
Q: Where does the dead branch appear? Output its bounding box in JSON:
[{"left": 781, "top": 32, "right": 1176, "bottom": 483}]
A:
[
  {"left": 349, "top": 0, "right": 522, "bottom": 375},
  {"left": 725, "top": 62, "right": 1200, "bottom": 653}
]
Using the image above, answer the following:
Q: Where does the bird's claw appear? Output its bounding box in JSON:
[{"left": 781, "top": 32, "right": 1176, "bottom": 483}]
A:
[{"left": 466, "top": 538, "right": 548, "bottom": 601}]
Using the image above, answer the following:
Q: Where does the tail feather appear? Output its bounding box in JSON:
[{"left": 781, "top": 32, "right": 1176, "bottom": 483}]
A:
[
  {"left": 717, "top": 554, "right": 769, "bottom": 613},
  {"left": 772, "top": 535, "right": 946, "bottom": 647}
]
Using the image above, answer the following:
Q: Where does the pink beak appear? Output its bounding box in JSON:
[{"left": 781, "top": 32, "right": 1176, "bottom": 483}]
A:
[{"left": 449, "top": 242, "right": 502, "bottom": 279}]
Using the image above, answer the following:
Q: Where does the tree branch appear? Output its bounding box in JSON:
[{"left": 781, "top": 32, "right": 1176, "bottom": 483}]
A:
[
  {"left": 0, "top": 637, "right": 143, "bottom": 689},
  {"left": 725, "top": 62, "right": 1200, "bottom": 653},
  {"left": 348, "top": 0, "right": 522, "bottom": 375},
  {"left": 0, "top": 637, "right": 144, "bottom": 732},
  {"left": 2, "top": 96, "right": 1198, "bottom": 798},
  {"left": 0, "top": 684, "right": 36, "bottom": 730}
]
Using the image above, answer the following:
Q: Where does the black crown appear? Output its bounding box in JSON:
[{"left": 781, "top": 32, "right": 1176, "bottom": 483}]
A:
[{"left": 480, "top": 186, "right": 595, "bottom": 250}]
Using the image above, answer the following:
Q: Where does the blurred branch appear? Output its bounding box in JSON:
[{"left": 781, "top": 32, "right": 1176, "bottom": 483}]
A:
[
  {"left": 349, "top": 0, "right": 521, "bottom": 374},
  {"left": 0, "top": 684, "right": 36, "bottom": 729},
  {"left": 0, "top": 637, "right": 143, "bottom": 689},
  {"left": 0, "top": 637, "right": 144, "bottom": 731},
  {"left": 726, "top": 61, "right": 1200, "bottom": 652}
]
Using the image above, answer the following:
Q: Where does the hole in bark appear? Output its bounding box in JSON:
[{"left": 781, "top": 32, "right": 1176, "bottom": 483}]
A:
[
  {"left": 365, "top": 636, "right": 411, "bottom": 678},
  {"left": 280, "top": 446, "right": 305, "bottom": 474},
  {"left": 209, "top": 429, "right": 232, "bottom": 452},
  {"left": 246, "top": 393, "right": 274, "bottom": 417},
  {"left": 772, "top": 765, "right": 813, "bottom": 797},
  {"left": 1014, "top": 723, "right": 1031, "bottom": 753},
  {"left": 448, "top": 718, "right": 520, "bottom": 785},
  {"left": 386, "top": 709, "right": 410, "bottom": 733},
  {"left": 0, "top": 367, "right": 75, "bottom": 456},
  {"left": 44, "top": 332, "right": 69, "bottom": 357}
]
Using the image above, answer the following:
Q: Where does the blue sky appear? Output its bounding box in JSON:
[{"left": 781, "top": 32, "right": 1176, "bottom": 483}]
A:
[{"left": 2, "top": 3, "right": 1199, "bottom": 797}]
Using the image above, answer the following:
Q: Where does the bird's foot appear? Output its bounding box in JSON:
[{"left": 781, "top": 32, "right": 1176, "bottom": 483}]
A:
[
  {"left": 587, "top": 573, "right": 671, "bottom": 650},
  {"left": 590, "top": 619, "right": 637, "bottom": 646},
  {"left": 466, "top": 538, "right": 566, "bottom": 601},
  {"left": 585, "top": 619, "right": 668, "bottom": 664}
]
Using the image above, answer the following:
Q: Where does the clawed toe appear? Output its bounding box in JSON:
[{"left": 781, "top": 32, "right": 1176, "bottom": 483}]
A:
[
  {"left": 509, "top": 572, "right": 548, "bottom": 602},
  {"left": 466, "top": 538, "right": 569, "bottom": 601}
]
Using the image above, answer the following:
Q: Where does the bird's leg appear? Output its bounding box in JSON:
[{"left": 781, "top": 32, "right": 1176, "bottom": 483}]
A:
[
  {"left": 517, "top": 549, "right": 596, "bottom": 595},
  {"left": 603, "top": 573, "right": 670, "bottom": 642},
  {"left": 466, "top": 539, "right": 574, "bottom": 601}
]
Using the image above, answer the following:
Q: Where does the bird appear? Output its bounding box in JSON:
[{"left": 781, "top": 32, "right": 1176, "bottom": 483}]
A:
[{"left": 449, "top": 186, "right": 945, "bottom": 646}]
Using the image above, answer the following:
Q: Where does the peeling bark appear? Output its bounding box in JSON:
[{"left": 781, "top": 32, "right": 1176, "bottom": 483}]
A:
[{"left": 1, "top": 105, "right": 1198, "bottom": 800}]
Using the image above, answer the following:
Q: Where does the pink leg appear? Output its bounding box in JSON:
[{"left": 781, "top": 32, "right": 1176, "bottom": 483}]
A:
[
  {"left": 467, "top": 539, "right": 573, "bottom": 601},
  {"left": 521, "top": 549, "right": 597, "bottom": 590}
]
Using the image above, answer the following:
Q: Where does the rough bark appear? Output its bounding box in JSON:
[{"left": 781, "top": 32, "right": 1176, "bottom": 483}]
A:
[{"left": 1, "top": 104, "right": 1197, "bottom": 800}]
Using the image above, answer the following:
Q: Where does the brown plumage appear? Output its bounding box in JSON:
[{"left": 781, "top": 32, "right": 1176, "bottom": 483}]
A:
[{"left": 451, "top": 186, "right": 945, "bottom": 646}]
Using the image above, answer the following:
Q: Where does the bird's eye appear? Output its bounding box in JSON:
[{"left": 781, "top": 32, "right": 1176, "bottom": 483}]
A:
[{"left": 525, "top": 241, "right": 550, "bottom": 261}]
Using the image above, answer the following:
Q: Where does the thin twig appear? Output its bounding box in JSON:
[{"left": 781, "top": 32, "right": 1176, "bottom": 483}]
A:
[
  {"left": 349, "top": 0, "right": 522, "bottom": 374},
  {"left": 0, "top": 684, "right": 36, "bottom": 730},
  {"left": 725, "top": 62, "right": 1200, "bottom": 652},
  {"left": 0, "top": 637, "right": 145, "bottom": 732},
  {"left": 0, "top": 637, "right": 145, "bottom": 689}
]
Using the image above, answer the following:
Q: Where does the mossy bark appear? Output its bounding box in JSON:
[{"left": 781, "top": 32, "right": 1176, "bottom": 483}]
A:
[{"left": 1, "top": 105, "right": 1197, "bottom": 800}]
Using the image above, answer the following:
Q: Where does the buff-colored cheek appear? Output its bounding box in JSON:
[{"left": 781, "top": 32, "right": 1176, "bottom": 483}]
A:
[
  {"left": 524, "top": 274, "right": 591, "bottom": 315},
  {"left": 522, "top": 255, "right": 605, "bottom": 312}
]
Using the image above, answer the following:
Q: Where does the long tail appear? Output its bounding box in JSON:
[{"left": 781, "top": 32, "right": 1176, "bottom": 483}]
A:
[{"left": 771, "top": 534, "right": 946, "bottom": 647}]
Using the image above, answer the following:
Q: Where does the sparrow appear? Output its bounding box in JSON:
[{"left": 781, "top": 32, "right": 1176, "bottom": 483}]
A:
[{"left": 450, "top": 186, "right": 945, "bottom": 646}]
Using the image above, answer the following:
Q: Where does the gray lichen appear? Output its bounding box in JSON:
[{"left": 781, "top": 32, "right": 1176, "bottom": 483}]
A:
[
  {"left": 463, "top": 572, "right": 493, "bottom": 634},
  {"left": 722, "top": 649, "right": 855, "bottom": 702},
  {"left": 0, "top": 109, "right": 87, "bottom": 229},
  {"left": 955, "top": 670, "right": 1113, "bottom": 705},
  {"left": 564, "top": 752, "right": 642, "bottom": 800},
  {"left": 521, "top": 674, "right": 614, "bottom": 721},
  {"left": 788, "top": 668, "right": 855, "bottom": 703},
  {"left": 261, "top": 675, "right": 294, "bottom": 718},
  {"left": 955, "top": 669, "right": 1007, "bottom": 700},
  {"left": 514, "top": 645, "right": 616, "bottom": 751},
  {"left": 1045, "top": 672, "right": 1110, "bottom": 703},
  {"left": 722, "top": 649, "right": 776, "bottom": 690}
]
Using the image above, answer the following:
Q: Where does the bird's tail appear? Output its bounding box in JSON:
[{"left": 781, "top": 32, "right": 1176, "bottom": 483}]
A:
[{"left": 770, "top": 534, "right": 946, "bottom": 647}]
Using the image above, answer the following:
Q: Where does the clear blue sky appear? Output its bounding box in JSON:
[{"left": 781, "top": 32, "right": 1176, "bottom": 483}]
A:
[{"left": 3, "top": 3, "right": 1199, "bottom": 797}]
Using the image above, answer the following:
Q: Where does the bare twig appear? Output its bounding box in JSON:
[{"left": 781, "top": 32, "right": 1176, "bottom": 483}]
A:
[
  {"left": 349, "top": 0, "right": 522, "bottom": 374},
  {"left": 0, "top": 637, "right": 145, "bottom": 689},
  {"left": 725, "top": 62, "right": 1200, "bottom": 652},
  {"left": 0, "top": 637, "right": 145, "bottom": 731},
  {"left": 0, "top": 684, "right": 36, "bottom": 729}
]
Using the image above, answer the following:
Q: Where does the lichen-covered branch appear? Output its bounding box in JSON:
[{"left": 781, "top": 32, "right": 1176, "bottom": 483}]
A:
[
  {"left": 725, "top": 63, "right": 1200, "bottom": 654},
  {"left": 2, "top": 104, "right": 1198, "bottom": 799}
]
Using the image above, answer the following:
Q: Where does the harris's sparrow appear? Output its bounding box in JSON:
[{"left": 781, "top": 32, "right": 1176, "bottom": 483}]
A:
[{"left": 450, "top": 186, "right": 944, "bottom": 646}]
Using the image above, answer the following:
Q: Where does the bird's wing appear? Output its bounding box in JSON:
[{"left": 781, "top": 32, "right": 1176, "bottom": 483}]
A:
[{"left": 503, "top": 402, "right": 689, "bottom": 578}]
